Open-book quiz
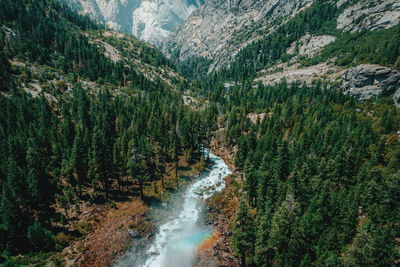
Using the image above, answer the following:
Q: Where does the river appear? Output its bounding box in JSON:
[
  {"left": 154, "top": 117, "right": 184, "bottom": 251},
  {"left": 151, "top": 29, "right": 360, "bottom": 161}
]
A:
[{"left": 115, "top": 151, "right": 232, "bottom": 267}]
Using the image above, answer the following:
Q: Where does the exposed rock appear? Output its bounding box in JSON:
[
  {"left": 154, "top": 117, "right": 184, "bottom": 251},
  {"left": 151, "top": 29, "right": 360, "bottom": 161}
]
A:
[
  {"left": 2, "top": 25, "right": 16, "bottom": 44},
  {"left": 337, "top": 0, "right": 400, "bottom": 32},
  {"left": 393, "top": 88, "right": 400, "bottom": 107},
  {"left": 256, "top": 62, "right": 345, "bottom": 86},
  {"left": 128, "top": 229, "right": 140, "bottom": 238},
  {"left": 183, "top": 95, "right": 197, "bottom": 106},
  {"left": 62, "top": 0, "right": 203, "bottom": 45},
  {"left": 247, "top": 113, "right": 266, "bottom": 124},
  {"left": 342, "top": 64, "right": 400, "bottom": 100},
  {"left": 287, "top": 34, "right": 336, "bottom": 57},
  {"left": 2, "top": 25, "right": 16, "bottom": 38},
  {"left": 164, "top": 0, "right": 313, "bottom": 72},
  {"left": 104, "top": 42, "right": 122, "bottom": 62}
]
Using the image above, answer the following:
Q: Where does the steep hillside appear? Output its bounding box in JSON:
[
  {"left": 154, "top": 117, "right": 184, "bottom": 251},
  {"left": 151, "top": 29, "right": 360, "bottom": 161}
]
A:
[
  {"left": 62, "top": 0, "right": 204, "bottom": 45},
  {"left": 165, "top": 0, "right": 313, "bottom": 72},
  {"left": 181, "top": 0, "right": 400, "bottom": 105},
  {"left": 165, "top": 0, "right": 400, "bottom": 74},
  {"left": 0, "top": 0, "right": 189, "bottom": 99}
]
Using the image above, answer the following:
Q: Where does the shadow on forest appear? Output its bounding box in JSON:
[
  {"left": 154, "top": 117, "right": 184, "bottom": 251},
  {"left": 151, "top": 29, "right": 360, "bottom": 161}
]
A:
[
  {"left": 143, "top": 195, "right": 163, "bottom": 207},
  {"left": 181, "top": 175, "right": 193, "bottom": 181},
  {"left": 178, "top": 166, "right": 192, "bottom": 172},
  {"left": 165, "top": 186, "right": 178, "bottom": 194},
  {"left": 109, "top": 188, "right": 140, "bottom": 202}
]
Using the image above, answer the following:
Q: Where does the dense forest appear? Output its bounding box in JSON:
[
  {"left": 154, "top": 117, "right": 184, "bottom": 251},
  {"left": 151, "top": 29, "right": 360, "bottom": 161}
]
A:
[
  {"left": 1, "top": 0, "right": 399, "bottom": 266},
  {"left": 0, "top": 0, "right": 173, "bottom": 90},
  {"left": 191, "top": 2, "right": 400, "bottom": 265},
  {"left": 0, "top": 85, "right": 207, "bottom": 256},
  {"left": 211, "top": 81, "right": 400, "bottom": 266},
  {"left": 0, "top": 0, "right": 206, "bottom": 259}
]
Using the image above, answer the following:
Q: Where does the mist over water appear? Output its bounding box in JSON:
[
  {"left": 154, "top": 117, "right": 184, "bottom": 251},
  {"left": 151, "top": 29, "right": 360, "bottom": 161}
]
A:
[{"left": 115, "top": 151, "right": 231, "bottom": 267}]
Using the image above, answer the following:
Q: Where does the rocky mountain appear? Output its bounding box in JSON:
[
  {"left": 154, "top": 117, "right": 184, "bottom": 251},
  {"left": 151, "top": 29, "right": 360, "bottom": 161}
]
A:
[
  {"left": 61, "top": 0, "right": 204, "bottom": 46},
  {"left": 342, "top": 64, "right": 400, "bottom": 101},
  {"left": 165, "top": 0, "right": 400, "bottom": 72},
  {"left": 164, "top": 0, "right": 314, "bottom": 72},
  {"left": 59, "top": 0, "right": 400, "bottom": 104}
]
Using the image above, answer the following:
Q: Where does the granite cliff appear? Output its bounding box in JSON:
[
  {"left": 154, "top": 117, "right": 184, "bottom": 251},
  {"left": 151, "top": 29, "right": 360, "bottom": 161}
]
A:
[{"left": 62, "top": 0, "right": 204, "bottom": 45}]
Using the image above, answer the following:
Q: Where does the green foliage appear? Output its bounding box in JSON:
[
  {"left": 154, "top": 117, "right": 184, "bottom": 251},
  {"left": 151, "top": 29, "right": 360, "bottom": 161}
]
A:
[
  {"left": 219, "top": 82, "right": 400, "bottom": 266},
  {"left": 0, "top": 0, "right": 174, "bottom": 89},
  {"left": 27, "top": 221, "right": 56, "bottom": 252},
  {"left": 0, "top": 0, "right": 121, "bottom": 83},
  {"left": 0, "top": 84, "right": 208, "bottom": 257},
  {"left": 207, "top": 0, "right": 339, "bottom": 82},
  {"left": 0, "top": 0, "right": 399, "bottom": 264},
  {"left": 176, "top": 56, "right": 213, "bottom": 79},
  {"left": 305, "top": 25, "right": 400, "bottom": 69},
  {"left": 0, "top": 32, "right": 12, "bottom": 91},
  {"left": 232, "top": 199, "right": 255, "bottom": 266}
]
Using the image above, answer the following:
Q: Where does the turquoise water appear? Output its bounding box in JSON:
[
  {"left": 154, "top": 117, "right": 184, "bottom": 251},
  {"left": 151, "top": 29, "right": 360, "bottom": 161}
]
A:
[
  {"left": 143, "top": 151, "right": 231, "bottom": 267},
  {"left": 114, "top": 151, "right": 231, "bottom": 267}
]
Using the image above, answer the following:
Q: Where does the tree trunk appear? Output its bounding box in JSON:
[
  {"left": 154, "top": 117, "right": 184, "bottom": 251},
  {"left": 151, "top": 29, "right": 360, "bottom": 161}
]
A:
[
  {"left": 117, "top": 174, "right": 121, "bottom": 191},
  {"left": 154, "top": 181, "right": 158, "bottom": 194},
  {"left": 105, "top": 186, "right": 109, "bottom": 200},
  {"left": 241, "top": 254, "right": 246, "bottom": 267},
  {"left": 161, "top": 174, "right": 165, "bottom": 189},
  {"left": 175, "top": 161, "right": 179, "bottom": 189},
  {"left": 139, "top": 181, "right": 144, "bottom": 200}
]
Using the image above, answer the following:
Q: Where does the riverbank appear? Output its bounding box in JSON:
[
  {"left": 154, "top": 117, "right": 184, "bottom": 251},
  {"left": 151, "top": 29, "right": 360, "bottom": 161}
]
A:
[
  {"left": 196, "top": 175, "right": 240, "bottom": 267},
  {"left": 58, "top": 157, "right": 206, "bottom": 267},
  {"left": 195, "top": 133, "right": 241, "bottom": 266},
  {"left": 118, "top": 151, "right": 231, "bottom": 267}
]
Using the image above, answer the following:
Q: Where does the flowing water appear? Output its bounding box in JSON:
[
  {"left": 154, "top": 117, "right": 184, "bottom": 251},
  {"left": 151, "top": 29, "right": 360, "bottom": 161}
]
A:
[{"left": 115, "top": 151, "right": 231, "bottom": 267}]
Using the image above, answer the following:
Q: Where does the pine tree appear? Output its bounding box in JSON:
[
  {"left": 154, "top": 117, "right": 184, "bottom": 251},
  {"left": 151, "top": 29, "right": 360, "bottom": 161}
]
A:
[
  {"left": 172, "top": 129, "right": 180, "bottom": 189},
  {"left": 232, "top": 199, "right": 255, "bottom": 267},
  {"left": 268, "top": 194, "right": 301, "bottom": 265},
  {"left": 1, "top": 157, "right": 30, "bottom": 253},
  {"left": 127, "top": 139, "right": 146, "bottom": 199}
]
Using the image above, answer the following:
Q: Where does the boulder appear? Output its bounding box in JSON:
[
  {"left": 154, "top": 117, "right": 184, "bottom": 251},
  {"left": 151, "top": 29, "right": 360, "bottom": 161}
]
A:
[
  {"left": 128, "top": 229, "right": 140, "bottom": 238},
  {"left": 342, "top": 64, "right": 400, "bottom": 101},
  {"left": 393, "top": 88, "right": 400, "bottom": 107}
]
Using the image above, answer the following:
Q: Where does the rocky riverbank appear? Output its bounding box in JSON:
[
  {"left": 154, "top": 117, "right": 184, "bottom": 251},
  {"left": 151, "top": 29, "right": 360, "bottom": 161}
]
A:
[
  {"left": 194, "top": 133, "right": 241, "bottom": 266},
  {"left": 58, "top": 158, "right": 206, "bottom": 266}
]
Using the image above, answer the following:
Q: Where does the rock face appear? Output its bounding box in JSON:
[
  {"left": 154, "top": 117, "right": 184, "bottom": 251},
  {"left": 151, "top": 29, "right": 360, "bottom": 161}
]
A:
[
  {"left": 256, "top": 62, "right": 346, "bottom": 86},
  {"left": 337, "top": 0, "right": 400, "bottom": 32},
  {"left": 286, "top": 34, "right": 336, "bottom": 57},
  {"left": 62, "top": 0, "right": 203, "bottom": 45},
  {"left": 393, "top": 88, "right": 400, "bottom": 107},
  {"left": 164, "top": 0, "right": 313, "bottom": 72},
  {"left": 342, "top": 64, "right": 400, "bottom": 100}
]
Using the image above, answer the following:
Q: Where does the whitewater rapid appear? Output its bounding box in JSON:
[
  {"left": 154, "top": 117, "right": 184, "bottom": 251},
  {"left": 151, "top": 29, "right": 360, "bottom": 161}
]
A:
[
  {"left": 125, "top": 151, "right": 231, "bottom": 267},
  {"left": 143, "top": 151, "right": 231, "bottom": 267}
]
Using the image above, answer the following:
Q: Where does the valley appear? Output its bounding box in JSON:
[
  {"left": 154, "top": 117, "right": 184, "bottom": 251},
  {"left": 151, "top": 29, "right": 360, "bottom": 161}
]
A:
[{"left": 1, "top": 0, "right": 400, "bottom": 266}]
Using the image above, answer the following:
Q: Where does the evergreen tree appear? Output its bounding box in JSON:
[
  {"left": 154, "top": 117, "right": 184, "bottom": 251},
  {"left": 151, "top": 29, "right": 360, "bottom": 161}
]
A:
[{"left": 232, "top": 199, "right": 255, "bottom": 266}]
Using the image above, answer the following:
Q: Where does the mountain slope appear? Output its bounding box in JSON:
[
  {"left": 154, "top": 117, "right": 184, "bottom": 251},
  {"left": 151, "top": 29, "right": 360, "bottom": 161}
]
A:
[
  {"left": 164, "top": 0, "right": 313, "bottom": 72},
  {"left": 165, "top": 0, "right": 400, "bottom": 73},
  {"left": 0, "top": 0, "right": 190, "bottom": 99},
  {"left": 174, "top": 0, "right": 400, "bottom": 105}
]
